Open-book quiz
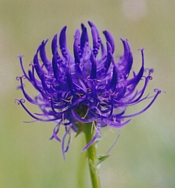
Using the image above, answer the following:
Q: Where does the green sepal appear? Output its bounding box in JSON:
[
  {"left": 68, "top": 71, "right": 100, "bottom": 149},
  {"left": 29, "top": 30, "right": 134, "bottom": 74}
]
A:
[{"left": 75, "top": 122, "right": 84, "bottom": 137}]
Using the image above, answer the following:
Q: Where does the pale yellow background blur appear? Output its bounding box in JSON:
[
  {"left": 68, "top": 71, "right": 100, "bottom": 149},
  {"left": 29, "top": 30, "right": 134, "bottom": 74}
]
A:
[{"left": 1, "top": 0, "right": 175, "bottom": 187}]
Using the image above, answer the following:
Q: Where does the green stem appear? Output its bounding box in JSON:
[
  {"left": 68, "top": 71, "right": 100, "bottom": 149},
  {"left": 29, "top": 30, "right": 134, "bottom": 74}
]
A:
[{"left": 83, "top": 123, "right": 101, "bottom": 188}]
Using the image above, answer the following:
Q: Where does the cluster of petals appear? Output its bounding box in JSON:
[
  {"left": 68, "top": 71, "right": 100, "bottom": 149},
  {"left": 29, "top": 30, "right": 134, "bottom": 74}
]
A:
[{"left": 16, "top": 21, "right": 161, "bottom": 157}]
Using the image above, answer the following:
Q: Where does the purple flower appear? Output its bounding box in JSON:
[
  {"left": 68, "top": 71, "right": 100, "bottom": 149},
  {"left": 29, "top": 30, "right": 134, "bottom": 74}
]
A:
[{"left": 16, "top": 21, "right": 161, "bottom": 157}]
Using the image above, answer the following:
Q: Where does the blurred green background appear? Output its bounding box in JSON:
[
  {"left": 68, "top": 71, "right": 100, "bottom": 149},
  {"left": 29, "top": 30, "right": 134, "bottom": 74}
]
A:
[{"left": 0, "top": 0, "right": 175, "bottom": 187}]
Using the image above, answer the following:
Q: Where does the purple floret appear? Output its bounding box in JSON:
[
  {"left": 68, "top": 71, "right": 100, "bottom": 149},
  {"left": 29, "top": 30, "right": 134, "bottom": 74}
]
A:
[{"left": 16, "top": 21, "right": 161, "bottom": 157}]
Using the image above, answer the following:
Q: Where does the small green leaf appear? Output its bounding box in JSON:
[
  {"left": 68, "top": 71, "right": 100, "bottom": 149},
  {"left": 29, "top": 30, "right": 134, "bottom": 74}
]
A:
[
  {"left": 96, "top": 154, "right": 110, "bottom": 165},
  {"left": 89, "top": 159, "right": 97, "bottom": 173}
]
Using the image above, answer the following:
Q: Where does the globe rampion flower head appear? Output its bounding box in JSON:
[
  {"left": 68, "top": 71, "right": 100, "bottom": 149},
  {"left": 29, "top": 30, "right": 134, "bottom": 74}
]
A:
[{"left": 16, "top": 21, "right": 161, "bottom": 157}]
